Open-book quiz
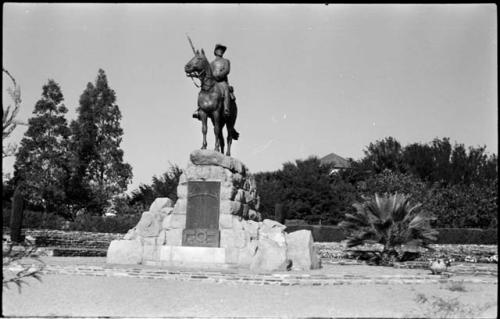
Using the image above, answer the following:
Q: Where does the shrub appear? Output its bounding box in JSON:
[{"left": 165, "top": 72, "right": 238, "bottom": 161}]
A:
[
  {"left": 435, "top": 228, "right": 497, "bottom": 245},
  {"left": 69, "top": 213, "right": 140, "bottom": 233},
  {"left": 339, "top": 193, "right": 438, "bottom": 265},
  {"left": 285, "top": 225, "right": 347, "bottom": 242}
]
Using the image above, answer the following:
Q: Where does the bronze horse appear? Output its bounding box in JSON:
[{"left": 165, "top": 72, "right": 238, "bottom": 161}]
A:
[{"left": 185, "top": 49, "right": 239, "bottom": 156}]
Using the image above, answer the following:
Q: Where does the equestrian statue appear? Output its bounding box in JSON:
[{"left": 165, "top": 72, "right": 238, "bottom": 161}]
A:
[{"left": 184, "top": 36, "right": 239, "bottom": 157}]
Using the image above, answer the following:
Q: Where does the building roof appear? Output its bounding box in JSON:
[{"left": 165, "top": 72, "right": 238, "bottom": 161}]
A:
[{"left": 320, "top": 152, "right": 351, "bottom": 168}]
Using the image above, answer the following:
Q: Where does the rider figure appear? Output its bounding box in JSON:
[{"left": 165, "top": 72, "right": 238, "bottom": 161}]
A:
[{"left": 193, "top": 44, "right": 234, "bottom": 120}]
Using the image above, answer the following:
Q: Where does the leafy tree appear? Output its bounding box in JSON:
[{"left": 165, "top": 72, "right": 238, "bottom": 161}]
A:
[
  {"left": 69, "top": 69, "right": 132, "bottom": 214},
  {"left": 254, "top": 171, "right": 285, "bottom": 220},
  {"left": 403, "top": 142, "right": 435, "bottom": 182},
  {"left": 361, "top": 137, "right": 405, "bottom": 173},
  {"left": 13, "top": 79, "right": 71, "bottom": 216},
  {"left": 450, "top": 144, "right": 497, "bottom": 186}
]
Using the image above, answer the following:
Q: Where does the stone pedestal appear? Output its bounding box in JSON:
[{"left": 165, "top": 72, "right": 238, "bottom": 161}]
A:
[{"left": 107, "top": 150, "right": 320, "bottom": 272}]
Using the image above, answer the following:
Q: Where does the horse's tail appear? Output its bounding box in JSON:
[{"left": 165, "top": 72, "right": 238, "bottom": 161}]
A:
[{"left": 231, "top": 127, "right": 239, "bottom": 140}]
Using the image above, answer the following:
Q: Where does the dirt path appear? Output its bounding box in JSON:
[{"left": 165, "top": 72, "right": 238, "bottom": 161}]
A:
[{"left": 3, "top": 272, "right": 497, "bottom": 318}]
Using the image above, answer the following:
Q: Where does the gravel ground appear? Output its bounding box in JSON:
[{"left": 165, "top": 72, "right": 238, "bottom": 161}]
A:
[
  {"left": 3, "top": 277, "right": 497, "bottom": 317},
  {"left": 2, "top": 257, "right": 497, "bottom": 318}
]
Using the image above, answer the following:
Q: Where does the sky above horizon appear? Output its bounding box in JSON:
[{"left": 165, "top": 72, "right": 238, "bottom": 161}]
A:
[{"left": 3, "top": 4, "right": 497, "bottom": 192}]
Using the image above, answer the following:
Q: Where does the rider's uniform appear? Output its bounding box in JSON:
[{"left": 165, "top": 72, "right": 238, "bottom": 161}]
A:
[{"left": 210, "top": 56, "right": 232, "bottom": 114}]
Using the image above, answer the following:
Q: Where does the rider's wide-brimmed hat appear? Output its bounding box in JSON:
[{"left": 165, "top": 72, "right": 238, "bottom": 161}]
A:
[{"left": 214, "top": 44, "right": 227, "bottom": 54}]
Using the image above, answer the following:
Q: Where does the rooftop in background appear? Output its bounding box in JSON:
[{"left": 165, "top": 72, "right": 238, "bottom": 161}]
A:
[{"left": 320, "top": 153, "right": 351, "bottom": 169}]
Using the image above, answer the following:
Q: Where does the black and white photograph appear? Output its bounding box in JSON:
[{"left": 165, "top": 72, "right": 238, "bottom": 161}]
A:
[{"left": 2, "top": 3, "right": 497, "bottom": 318}]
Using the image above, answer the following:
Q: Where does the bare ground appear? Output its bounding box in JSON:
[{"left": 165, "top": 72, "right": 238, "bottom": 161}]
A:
[{"left": 2, "top": 269, "right": 497, "bottom": 318}]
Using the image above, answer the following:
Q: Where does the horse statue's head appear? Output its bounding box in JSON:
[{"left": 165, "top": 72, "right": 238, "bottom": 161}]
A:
[{"left": 185, "top": 49, "right": 210, "bottom": 79}]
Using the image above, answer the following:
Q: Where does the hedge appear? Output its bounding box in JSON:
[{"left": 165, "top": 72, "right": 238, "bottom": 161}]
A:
[
  {"left": 285, "top": 225, "right": 498, "bottom": 245},
  {"left": 434, "top": 228, "right": 498, "bottom": 245},
  {"left": 2, "top": 208, "right": 140, "bottom": 234}
]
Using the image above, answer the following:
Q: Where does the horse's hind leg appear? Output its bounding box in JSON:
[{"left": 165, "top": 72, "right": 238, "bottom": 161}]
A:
[
  {"left": 212, "top": 111, "right": 222, "bottom": 153},
  {"left": 200, "top": 110, "right": 208, "bottom": 150},
  {"left": 226, "top": 126, "right": 232, "bottom": 157},
  {"left": 219, "top": 130, "right": 225, "bottom": 155},
  {"left": 211, "top": 116, "right": 225, "bottom": 154},
  {"left": 225, "top": 102, "right": 237, "bottom": 157}
]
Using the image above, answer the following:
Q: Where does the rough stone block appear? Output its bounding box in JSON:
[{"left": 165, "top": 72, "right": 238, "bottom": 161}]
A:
[
  {"left": 123, "top": 227, "right": 138, "bottom": 240},
  {"left": 233, "top": 189, "right": 246, "bottom": 203},
  {"left": 166, "top": 229, "right": 183, "bottom": 246},
  {"left": 179, "top": 173, "right": 187, "bottom": 185},
  {"left": 238, "top": 242, "right": 258, "bottom": 266},
  {"left": 170, "top": 246, "right": 226, "bottom": 264},
  {"left": 260, "top": 227, "right": 287, "bottom": 247},
  {"left": 225, "top": 247, "right": 239, "bottom": 264},
  {"left": 173, "top": 199, "right": 187, "bottom": 215},
  {"left": 286, "top": 230, "right": 321, "bottom": 270},
  {"left": 143, "top": 237, "right": 158, "bottom": 246},
  {"left": 190, "top": 149, "right": 247, "bottom": 175},
  {"left": 177, "top": 184, "right": 188, "bottom": 199},
  {"left": 162, "top": 214, "right": 173, "bottom": 229},
  {"left": 219, "top": 214, "right": 234, "bottom": 229},
  {"left": 158, "top": 245, "right": 173, "bottom": 261},
  {"left": 220, "top": 200, "right": 242, "bottom": 215},
  {"left": 149, "top": 198, "right": 174, "bottom": 214},
  {"left": 227, "top": 173, "right": 244, "bottom": 188},
  {"left": 242, "top": 220, "right": 260, "bottom": 240},
  {"left": 248, "top": 209, "right": 260, "bottom": 221},
  {"left": 220, "top": 185, "right": 237, "bottom": 200},
  {"left": 262, "top": 218, "right": 287, "bottom": 231},
  {"left": 244, "top": 190, "right": 255, "bottom": 203},
  {"left": 157, "top": 229, "right": 166, "bottom": 245},
  {"left": 220, "top": 229, "right": 234, "bottom": 248},
  {"left": 184, "top": 164, "right": 226, "bottom": 181},
  {"left": 136, "top": 211, "right": 162, "bottom": 237},
  {"left": 250, "top": 238, "right": 287, "bottom": 272},
  {"left": 220, "top": 227, "right": 247, "bottom": 249},
  {"left": 241, "top": 204, "right": 249, "bottom": 218},
  {"left": 142, "top": 244, "right": 160, "bottom": 262},
  {"left": 106, "top": 240, "right": 143, "bottom": 265},
  {"left": 169, "top": 214, "right": 186, "bottom": 229}
]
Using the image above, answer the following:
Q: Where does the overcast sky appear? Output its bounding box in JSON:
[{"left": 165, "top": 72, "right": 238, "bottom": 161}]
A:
[{"left": 3, "top": 3, "right": 497, "bottom": 192}]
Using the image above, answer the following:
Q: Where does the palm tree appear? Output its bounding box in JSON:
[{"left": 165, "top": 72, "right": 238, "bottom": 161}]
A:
[{"left": 339, "top": 193, "right": 438, "bottom": 265}]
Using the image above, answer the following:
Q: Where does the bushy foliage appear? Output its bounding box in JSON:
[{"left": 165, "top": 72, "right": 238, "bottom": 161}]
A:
[
  {"left": 129, "top": 164, "right": 183, "bottom": 210},
  {"left": 339, "top": 193, "right": 438, "bottom": 264},
  {"left": 357, "top": 170, "right": 432, "bottom": 208},
  {"left": 427, "top": 179, "right": 498, "bottom": 229},
  {"left": 69, "top": 213, "right": 140, "bottom": 233},
  {"left": 255, "top": 157, "right": 358, "bottom": 225}
]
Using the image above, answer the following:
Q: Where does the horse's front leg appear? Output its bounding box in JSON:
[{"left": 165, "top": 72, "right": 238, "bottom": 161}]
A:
[{"left": 200, "top": 111, "right": 208, "bottom": 150}]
